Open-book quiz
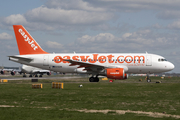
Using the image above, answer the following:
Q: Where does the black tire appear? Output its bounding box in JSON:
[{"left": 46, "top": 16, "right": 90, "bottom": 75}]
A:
[
  {"left": 95, "top": 77, "right": 99, "bottom": 82},
  {"left": 29, "top": 75, "right": 32, "bottom": 77},
  {"left": 23, "top": 75, "right": 26, "bottom": 77},
  {"left": 89, "top": 77, "right": 94, "bottom": 82}
]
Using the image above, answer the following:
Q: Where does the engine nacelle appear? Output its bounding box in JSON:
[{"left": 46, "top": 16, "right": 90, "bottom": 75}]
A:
[
  {"left": 124, "top": 73, "right": 128, "bottom": 79},
  {"left": 47, "top": 72, "right": 51, "bottom": 76},
  {"left": 11, "top": 71, "right": 16, "bottom": 76},
  {"left": 106, "top": 68, "right": 127, "bottom": 80},
  {"left": 1, "top": 70, "right": 5, "bottom": 74}
]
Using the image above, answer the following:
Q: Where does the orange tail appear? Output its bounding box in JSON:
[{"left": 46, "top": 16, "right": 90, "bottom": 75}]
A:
[{"left": 13, "top": 25, "right": 48, "bottom": 55}]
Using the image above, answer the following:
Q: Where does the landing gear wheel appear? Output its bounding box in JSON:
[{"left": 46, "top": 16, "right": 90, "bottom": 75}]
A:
[
  {"left": 23, "top": 75, "right": 26, "bottom": 77},
  {"left": 29, "top": 75, "right": 32, "bottom": 77},
  {"left": 89, "top": 77, "right": 94, "bottom": 82},
  {"left": 39, "top": 75, "right": 42, "bottom": 77},
  {"left": 147, "top": 79, "right": 151, "bottom": 83},
  {"left": 146, "top": 73, "right": 151, "bottom": 83},
  {"left": 95, "top": 77, "right": 99, "bottom": 82},
  {"left": 35, "top": 75, "right": 38, "bottom": 77},
  {"left": 89, "top": 77, "right": 99, "bottom": 82}
]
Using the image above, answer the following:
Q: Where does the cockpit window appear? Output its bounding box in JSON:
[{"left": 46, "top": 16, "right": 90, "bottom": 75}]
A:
[{"left": 158, "top": 58, "right": 167, "bottom": 62}]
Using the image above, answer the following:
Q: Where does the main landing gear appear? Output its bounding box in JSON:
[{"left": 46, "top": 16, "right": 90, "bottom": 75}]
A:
[
  {"left": 89, "top": 76, "right": 99, "bottom": 82},
  {"left": 29, "top": 74, "right": 33, "bottom": 77},
  {"left": 23, "top": 74, "right": 26, "bottom": 77}
]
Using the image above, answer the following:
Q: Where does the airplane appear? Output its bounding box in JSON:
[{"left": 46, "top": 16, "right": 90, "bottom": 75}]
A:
[
  {"left": 21, "top": 64, "right": 51, "bottom": 77},
  {"left": 0, "top": 64, "right": 51, "bottom": 77},
  {"left": 0, "top": 68, "right": 20, "bottom": 75},
  {"left": 8, "top": 25, "right": 174, "bottom": 82}
]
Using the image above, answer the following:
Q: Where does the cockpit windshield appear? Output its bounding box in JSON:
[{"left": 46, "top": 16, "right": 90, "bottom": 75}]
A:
[{"left": 158, "top": 58, "right": 167, "bottom": 62}]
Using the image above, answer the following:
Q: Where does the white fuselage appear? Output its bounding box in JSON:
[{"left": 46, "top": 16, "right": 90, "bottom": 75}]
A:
[{"left": 9, "top": 53, "right": 174, "bottom": 74}]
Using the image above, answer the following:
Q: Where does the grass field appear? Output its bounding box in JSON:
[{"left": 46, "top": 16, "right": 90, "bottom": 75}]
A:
[{"left": 0, "top": 76, "right": 180, "bottom": 120}]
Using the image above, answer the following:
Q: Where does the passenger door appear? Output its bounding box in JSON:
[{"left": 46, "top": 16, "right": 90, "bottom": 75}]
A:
[
  {"left": 43, "top": 55, "right": 49, "bottom": 66},
  {"left": 146, "top": 55, "right": 152, "bottom": 66}
]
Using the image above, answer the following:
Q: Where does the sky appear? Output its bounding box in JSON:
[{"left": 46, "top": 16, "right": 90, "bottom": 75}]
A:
[{"left": 0, "top": 0, "right": 180, "bottom": 73}]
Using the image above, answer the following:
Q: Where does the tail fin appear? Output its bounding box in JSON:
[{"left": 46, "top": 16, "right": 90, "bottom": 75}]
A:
[{"left": 13, "top": 25, "right": 48, "bottom": 55}]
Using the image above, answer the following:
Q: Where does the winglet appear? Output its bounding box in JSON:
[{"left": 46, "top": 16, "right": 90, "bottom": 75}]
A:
[{"left": 13, "top": 25, "right": 48, "bottom": 55}]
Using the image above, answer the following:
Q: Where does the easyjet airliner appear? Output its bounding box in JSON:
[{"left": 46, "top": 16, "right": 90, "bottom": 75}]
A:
[{"left": 9, "top": 25, "right": 174, "bottom": 82}]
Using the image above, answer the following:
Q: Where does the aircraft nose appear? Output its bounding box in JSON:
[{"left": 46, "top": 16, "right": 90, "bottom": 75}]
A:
[
  {"left": 171, "top": 63, "right": 175, "bottom": 70},
  {"left": 167, "top": 62, "right": 175, "bottom": 71}
]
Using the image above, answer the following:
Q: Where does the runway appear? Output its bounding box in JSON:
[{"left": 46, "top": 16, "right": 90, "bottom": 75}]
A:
[
  {"left": 0, "top": 76, "right": 83, "bottom": 81},
  {"left": 1, "top": 75, "right": 179, "bottom": 83}
]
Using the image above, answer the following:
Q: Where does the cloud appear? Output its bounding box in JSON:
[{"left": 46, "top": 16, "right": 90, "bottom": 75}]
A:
[
  {"left": 0, "top": 14, "right": 28, "bottom": 30},
  {"left": 45, "top": 41, "right": 63, "bottom": 49},
  {"left": 122, "top": 33, "right": 132, "bottom": 38},
  {"left": 49, "top": 29, "right": 178, "bottom": 53},
  {"left": 121, "top": 29, "right": 178, "bottom": 49},
  {"left": 25, "top": 6, "right": 113, "bottom": 25},
  {"left": 77, "top": 33, "right": 116, "bottom": 44},
  {"left": 45, "top": 0, "right": 105, "bottom": 12},
  {"left": 152, "top": 23, "right": 162, "bottom": 29},
  {"left": 88, "top": 0, "right": 180, "bottom": 10},
  {"left": 0, "top": 2, "right": 113, "bottom": 31},
  {"left": 3, "top": 14, "right": 27, "bottom": 25},
  {"left": 157, "top": 10, "right": 180, "bottom": 19},
  {"left": 87, "top": 0, "right": 180, "bottom": 20},
  {"left": 167, "top": 20, "right": 180, "bottom": 29},
  {"left": 1, "top": 0, "right": 180, "bottom": 32},
  {"left": 0, "top": 33, "right": 13, "bottom": 40}
]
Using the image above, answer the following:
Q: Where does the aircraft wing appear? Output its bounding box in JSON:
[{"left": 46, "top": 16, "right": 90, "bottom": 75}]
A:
[
  {"left": 64, "top": 59, "right": 128, "bottom": 72},
  {"left": 32, "top": 70, "right": 50, "bottom": 74},
  {"left": 65, "top": 59, "right": 104, "bottom": 72},
  {"left": 1, "top": 69, "right": 14, "bottom": 71}
]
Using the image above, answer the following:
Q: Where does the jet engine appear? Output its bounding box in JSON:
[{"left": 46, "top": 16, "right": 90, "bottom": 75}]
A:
[
  {"left": 47, "top": 72, "right": 51, "bottom": 76},
  {"left": 1, "top": 70, "right": 5, "bottom": 74},
  {"left": 11, "top": 71, "right": 16, "bottom": 76},
  {"left": 106, "top": 68, "right": 128, "bottom": 80}
]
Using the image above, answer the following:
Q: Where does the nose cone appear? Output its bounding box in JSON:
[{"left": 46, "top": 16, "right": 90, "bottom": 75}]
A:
[{"left": 166, "top": 62, "right": 175, "bottom": 71}]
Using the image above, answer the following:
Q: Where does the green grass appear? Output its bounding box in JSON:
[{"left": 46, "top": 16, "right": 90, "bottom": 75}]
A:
[{"left": 0, "top": 76, "right": 180, "bottom": 120}]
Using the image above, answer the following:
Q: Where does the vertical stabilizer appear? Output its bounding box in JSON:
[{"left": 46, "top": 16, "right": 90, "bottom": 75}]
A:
[{"left": 13, "top": 25, "right": 48, "bottom": 55}]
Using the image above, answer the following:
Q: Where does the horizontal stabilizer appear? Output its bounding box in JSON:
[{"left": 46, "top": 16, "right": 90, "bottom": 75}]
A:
[{"left": 9, "top": 56, "right": 33, "bottom": 62}]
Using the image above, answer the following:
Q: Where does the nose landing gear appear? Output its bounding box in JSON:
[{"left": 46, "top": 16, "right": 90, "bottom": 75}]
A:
[{"left": 147, "top": 74, "right": 151, "bottom": 83}]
